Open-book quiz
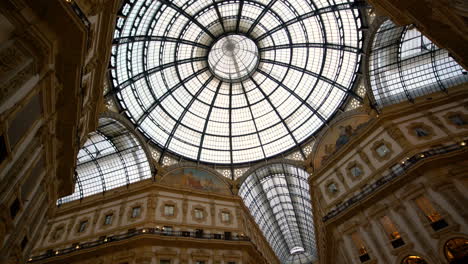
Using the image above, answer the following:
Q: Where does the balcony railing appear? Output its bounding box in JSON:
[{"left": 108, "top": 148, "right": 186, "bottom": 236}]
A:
[
  {"left": 322, "top": 142, "right": 466, "bottom": 222},
  {"left": 29, "top": 228, "right": 250, "bottom": 262}
]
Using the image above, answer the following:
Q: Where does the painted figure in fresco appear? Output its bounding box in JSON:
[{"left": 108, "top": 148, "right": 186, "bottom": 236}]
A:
[
  {"left": 335, "top": 125, "right": 353, "bottom": 149},
  {"left": 163, "top": 168, "right": 226, "bottom": 193}
]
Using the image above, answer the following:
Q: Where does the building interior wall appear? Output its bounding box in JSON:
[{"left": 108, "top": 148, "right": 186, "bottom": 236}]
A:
[{"left": 0, "top": 1, "right": 467, "bottom": 264}]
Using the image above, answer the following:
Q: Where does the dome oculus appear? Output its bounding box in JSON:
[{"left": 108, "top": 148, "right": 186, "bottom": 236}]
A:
[
  {"left": 208, "top": 35, "right": 259, "bottom": 82},
  {"left": 110, "top": 0, "right": 364, "bottom": 165}
]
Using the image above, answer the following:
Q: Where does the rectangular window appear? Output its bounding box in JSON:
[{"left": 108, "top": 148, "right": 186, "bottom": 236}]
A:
[
  {"left": 0, "top": 134, "right": 7, "bottom": 164},
  {"left": 78, "top": 220, "right": 88, "bottom": 233},
  {"left": 379, "top": 216, "right": 400, "bottom": 240},
  {"left": 351, "top": 232, "right": 368, "bottom": 257},
  {"left": 164, "top": 205, "right": 174, "bottom": 216},
  {"left": 9, "top": 198, "right": 20, "bottom": 219},
  {"left": 221, "top": 212, "right": 230, "bottom": 222},
  {"left": 224, "top": 231, "right": 232, "bottom": 240},
  {"left": 21, "top": 236, "right": 28, "bottom": 249},
  {"left": 379, "top": 215, "right": 405, "bottom": 248},
  {"left": 160, "top": 260, "right": 170, "bottom": 264},
  {"left": 196, "top": 261, "right": 205, "bottom": 264},
  {"left": 132, "top": 207, "right": 141, "bottom": 218},
  {"left": 104, "top": 214, "right": 113, "bottom": 225},
  {"left": 415, "top": 196, "right": 442, "bottom": 223},
  {"left": 376, "top": 144, "right": 389, "bottom": 157},
  {"left": 194, "top": 209, "right": 203, "bottom": 219}
]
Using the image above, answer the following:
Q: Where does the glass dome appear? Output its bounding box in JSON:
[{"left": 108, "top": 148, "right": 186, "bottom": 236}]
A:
[{"left": 110, "top": 0, "right": 364, "bottom": 165}]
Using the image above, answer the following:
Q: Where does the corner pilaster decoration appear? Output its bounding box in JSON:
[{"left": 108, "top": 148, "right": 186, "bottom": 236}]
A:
[
  {"left": 357, "top": 149, "right": 376, "bottom": 172},
  {"left": 207, "top": 202, "right": 215, "bottom": 226},
  {"left": 146, "top": 194, "right": 157, "bottom": 220},
  {"left": 48, "top": 223, "right": 66, "bottom": 243},
  {"left": 334, "top": 168, "right": 349, "bottom": 191},
  {"left": 182, "top": 198, "right": 188, "bottom": 222},
  {"left": 426, "top": 112, "right": 450, "bottom": 134},
  {"left": 429, "top": 178, "right": 468, "bottom": 219},
  {"left": 384, "top": 125, "right": 411, "bottom": 150}
]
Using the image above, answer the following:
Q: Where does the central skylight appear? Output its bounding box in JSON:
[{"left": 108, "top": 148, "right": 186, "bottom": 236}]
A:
[
  {"left": 208, "top": 35, "right": 259, "bottom": 81},
  {"left": 110, "top": 0, "right": 364, "bottom": 165}
]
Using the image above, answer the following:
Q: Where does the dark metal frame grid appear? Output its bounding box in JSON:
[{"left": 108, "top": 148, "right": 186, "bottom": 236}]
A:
[
  {"left": 368, "top": 20, "right": 468, "bottom": 108},
  {"left": 239, "top": 163, "right": 317, "bottom": 263},
  {"left": 109, "top": 0, "right": 365, "bottom": 166},
  {"left": 57, "top": 118, "right": 152, "bottom": 204}
]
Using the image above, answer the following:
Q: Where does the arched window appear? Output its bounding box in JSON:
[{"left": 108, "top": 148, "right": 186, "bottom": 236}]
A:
[
  {"left": 369, "top": 20, "right": 468, "bottom": 107},
  {"left": 239, "top": 163, "right": 316, "bottom": 263},
  {"left": 57, "top": 117, "right": 152, "bottom": 204},
  {"left": 444, "top": 238, "right": 468, "bottom": 264},
  {"left": 401, "top": 255, "right": 428, "bottom": 264}
]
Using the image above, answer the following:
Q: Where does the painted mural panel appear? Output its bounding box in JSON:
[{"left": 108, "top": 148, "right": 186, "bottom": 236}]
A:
[{"left": 161, "top": 168, "right": 230, "bottom": 194}]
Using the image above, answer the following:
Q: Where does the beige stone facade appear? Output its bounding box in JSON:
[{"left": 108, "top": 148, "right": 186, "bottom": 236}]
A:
[
  {"left": 0, "top": 0, "right": 116, "bottom": 263},
  {"left": 309, "top": 84, "right": 468, "bottom": 264},
  {"left": 29, "top": 179, "right": 279, "bottom": 264}
]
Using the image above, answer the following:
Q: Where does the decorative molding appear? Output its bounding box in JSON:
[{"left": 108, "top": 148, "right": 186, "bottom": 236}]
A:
[
  {"left": 371, "top": 139, "right": 394, "bottom": 162},
  {"left": 443, "top": 111, "right": 468, "bottom": 129},
  {"left": 346, "top": 161, "right": 365, "bottom": 181},
  {"left": 74, "top": 216, "right": 91, "bottom": 235},
  {"left": 405, "top": 122, "right": 436, "bottom": 141},
  {"left": 190, "top": 204, "right": 208, "bottom": 223},
  {"left": 160, "top": 200, "right": 178, "bottom": 220},
  {"left": 127, "top": 202, "right": 144, "bottom": 222},
  {"left": 48, "top": 223, "right": 66, "bottom": 243},
  {"left": 218, "top": 208, "right": 233, "bottom": 225},
  {"left": 324, "top": 179, "right": 340, "bottom": 199},
  {"left": 99, "top": 209, "right": 116, "bottom": 229}
]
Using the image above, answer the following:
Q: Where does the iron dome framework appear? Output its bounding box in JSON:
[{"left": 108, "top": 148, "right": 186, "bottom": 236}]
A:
[
  {"left": 368, "top": 20, "right": 468, "bottom": 108},
  {"left": 109, "top": 0, "right": 366, "bottom": 165},
  {"left": 58, "top": 117, "right": 152, "bottom": 204},
  {"left": 239, "top": 163, "right": 317, "bottom": 263}
]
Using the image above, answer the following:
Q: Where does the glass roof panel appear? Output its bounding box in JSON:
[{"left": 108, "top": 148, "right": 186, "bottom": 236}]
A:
[
  {"left": 369, "top": 20, "right": 468, "bottom": 107},
  {"left": 57, "top": 117, "right": 152, "bottom": 204},
  {"left": 239, "top": 163, "right": 317, "bottom": 263},
  {"left": 111, "top": 0, "right": 363, "bottom": 165}
]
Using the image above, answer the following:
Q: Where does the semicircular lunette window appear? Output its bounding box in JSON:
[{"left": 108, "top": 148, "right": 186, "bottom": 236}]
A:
[
  {"left": 239, "top": 163, "right": 317, "bottom": 263},
  {"left": 369, "top": 20, "right": 468, "bottom": 108},
  {"left": 57, "top": 117, "right": 152, "bottom": 204},
  {"left": 110, "top": 0, "right": 364, "bottom": 165}
]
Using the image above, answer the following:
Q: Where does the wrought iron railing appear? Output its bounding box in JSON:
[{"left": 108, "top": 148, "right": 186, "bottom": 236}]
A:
[
  {"left": 322, "top": 142, "right": 466, "bottom": 222},
  {"left": 29, "top": 228, "right": 250, "bottom": 262}
]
